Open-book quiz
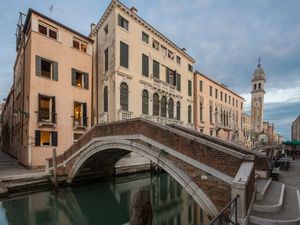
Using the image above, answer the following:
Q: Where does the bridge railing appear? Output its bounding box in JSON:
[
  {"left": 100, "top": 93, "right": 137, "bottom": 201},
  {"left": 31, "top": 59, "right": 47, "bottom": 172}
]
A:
[{"left": 208, "top": 195, "right": 239, "bottom": 225}]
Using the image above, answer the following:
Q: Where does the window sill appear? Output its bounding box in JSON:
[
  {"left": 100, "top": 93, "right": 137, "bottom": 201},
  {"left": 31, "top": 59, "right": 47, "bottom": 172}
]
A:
[
  {"left": 70, "top": 47, "right": 91, "bottom": 56},
  {"left": 35, "top": 31, "right": 62, "bottom": 44},
  {"left": 72, "top": 86, "right": 88, "bottom": 91},
  {"left": 36, "top": 75, "right": 57, "bottom": 82}
]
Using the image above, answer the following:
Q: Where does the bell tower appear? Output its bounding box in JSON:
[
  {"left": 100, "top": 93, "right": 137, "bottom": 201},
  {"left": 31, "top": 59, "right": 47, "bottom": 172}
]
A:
[{"left": 251, "top": 57, "right": 266, "bottom": 135}]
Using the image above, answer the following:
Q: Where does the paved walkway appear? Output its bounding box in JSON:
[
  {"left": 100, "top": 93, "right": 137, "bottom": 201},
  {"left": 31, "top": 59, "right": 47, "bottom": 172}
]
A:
[
  {"left": 279, "top": 157, "right": 300, "bottom": 190},
  {"left": 0, "top": 151, "right": 44, "bottom": 178}
]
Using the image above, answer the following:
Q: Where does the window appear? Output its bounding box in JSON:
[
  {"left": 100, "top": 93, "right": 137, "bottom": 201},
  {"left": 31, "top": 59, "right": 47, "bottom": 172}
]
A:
[
  {"left": 176, "top": 73, "right": 181, "bottom": 91},
  {"left": 104, "top": 48, "right": 109, "bottom": 72},
  {"left": 153, "top": 60, "right": 160, "bottom": 79},
  {"left": 176, "top": 101, "right": 181, "bottom": 120},
  {"left": 188, "top": 64, "right": 193, "bottom": 72},
  {"left": 233, "top": 97, "right": 235, "bottom": 106},
  {"left": 142, "top": 32, "right": 149, "bottom": 43},
  {"left": 168, "top": 50, "right": 174, "bottom": 60},
  {"left": 120, "top": 41, "right": 129, "bottom": 68},
  {"left": 36, "top": 56, "right": 58, "bottom": 80},
  {"left": 71, "top": 69, "right": 89, "bottom": 89},
  {"left": 142, "top": 90, "right": 149, "bottom": 114},
  {"left": 104, "top": 86, "right": 108, "bottom": 112},
  {"left": 168, "top": 98, "right": 174, "bottom": 119},
  {"left": 153, "top": 93, "right": 159, "bottom": 116},
  {"left": 220, "top": 91, "right": 223, "bottom": 101},
  {"left": 142, "top": 54, "right": 149, "bottom": 77},
  {"left": 161, "top": 96, "right": 167, "bottom": 117},
  {"left": 241, "top": 102, "right": 243, "bottom": 110},
  {"left": 215, "top": 89, "right": 218, "bottom": 99},
  {"left": 118, "top": 14, "right": 129, "bottom": 30},
  {"left": 161, "top": 45, "right": 167, "bottom": 55},
  {"left": 200, "top": 102, "right": 203, "bottom": 122},
  {"left": 176, "top": 56, "right": 181, "bottom": 64},
  {"left": 209, "top": 86, "right": 212, "bottom": 97},
  {"left": 104, "top": 24, "right": 108, "bottom": 35},
  {"left": 120, "top": 82, "right": 129, "bottom": 111},
  {"left": 229, "top": 96, "right": 231, "bottom": 104},
  {"left": 188, "top": 80, "right": 192, "bottom": 96},
  {"left": 209, "top": 106, "right": 213, "bottom": 124},
  {"left": 225, "top": 94, "right": 227, "bottom": 103},
  {"left": 73, "top": 133, "right": 83, "bottom": 143},
  {"left": 210, "top": 130, "right": 213, "bottom": 136},
  {"left": 38, "top": 22, "right": 58, "bottom": 40},
  {"left": 35, "top": 130, "right": 57, "bottom": 146},
  {"left": 38, "top": 94, "right": 56, "bottom": 124},
  {"left": 153, "top": 39, "right": 160, "bottom": 50},
  {"left": 188, "top": 105, "right": 192, "bottom": 123},
  {"left": 73, "top": 38, "right": 88, "bottom": 53},
  {"left": 166, "top": 67, "right": 176, "bottom": 86},
  {"left": 74, "top": 102, "right": 87, "bottom": 127},
  {"left": 259, "top": 83, "right": 261, "bottom": 89},
  {"left": 254, "top": 84, "right": 257, "bottom": 90},
  {"left": 199, "top": 81, "right": 203, "bottom": 92},
  {"left": 236, "top": 99, "right": 238, "bottom": 108}
]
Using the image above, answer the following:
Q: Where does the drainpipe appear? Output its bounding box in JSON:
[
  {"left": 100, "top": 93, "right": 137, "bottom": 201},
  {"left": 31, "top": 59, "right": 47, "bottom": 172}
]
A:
[{"left": 96, "top": 29, "right": 99, "bottom": 124}]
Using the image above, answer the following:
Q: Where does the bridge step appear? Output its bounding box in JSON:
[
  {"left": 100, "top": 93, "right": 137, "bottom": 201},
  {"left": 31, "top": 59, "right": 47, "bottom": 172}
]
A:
[
  {"left": 249, "top": 185, "right": 300, "bottom": 225},
  {"left": 253, "top": 181, "right": 285, "bottom": 213},
  {"left": 256, "top": 178, "right": 272, "bottom": 200}
]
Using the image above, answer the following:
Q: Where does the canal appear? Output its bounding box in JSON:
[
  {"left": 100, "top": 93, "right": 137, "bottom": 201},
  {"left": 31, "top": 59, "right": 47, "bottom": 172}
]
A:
[{"left": 0, "top": 172, "right": 210, "bottom": 225}]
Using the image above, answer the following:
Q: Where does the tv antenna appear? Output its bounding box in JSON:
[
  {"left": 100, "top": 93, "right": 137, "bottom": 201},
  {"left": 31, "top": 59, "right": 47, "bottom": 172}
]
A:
[{"left": 50, "top": 5, "right": 54, "bottom": 18}]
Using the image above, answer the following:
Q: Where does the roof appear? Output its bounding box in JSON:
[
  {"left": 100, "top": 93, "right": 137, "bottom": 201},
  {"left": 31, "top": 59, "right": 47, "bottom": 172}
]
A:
[
  {"left": 23, "top": 8, "right": 93, "bottom": 43},
  {"left": 90, "top": 0, "right": 195, "bottom": 63},
  {"left": 194, "top": 71, "right": 245, "bottom": 100}
]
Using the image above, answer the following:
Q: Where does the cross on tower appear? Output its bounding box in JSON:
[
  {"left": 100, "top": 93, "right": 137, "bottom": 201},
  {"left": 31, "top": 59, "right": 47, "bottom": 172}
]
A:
[{"left": 258, "top": 56, "right": 261, "bottom": 66}]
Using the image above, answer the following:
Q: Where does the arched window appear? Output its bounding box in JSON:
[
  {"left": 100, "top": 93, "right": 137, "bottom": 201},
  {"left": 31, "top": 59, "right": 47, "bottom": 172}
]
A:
[
  {"left": 168, "top": 98, "right": 174, "bottom": 119},
  {"left": 142, "top": 90, "right": 149, "bottom": 114},
  {"left": 176, "top": 101, "right": 181, "bottom": 120},
  {"left": 104, "top": 86, "right": 108, "bottom": 112},
  {"left": 120, "top": 82, "right": 128, "bottom": 111},
  {"left": 153, "top": 93, "right": 159, "bottom": 116},
  {"left": 161, "top": 96, "right": 167, "bottom": 117},
  {"left": 188, "top": 105, "right": 192, "bottom": 123}
]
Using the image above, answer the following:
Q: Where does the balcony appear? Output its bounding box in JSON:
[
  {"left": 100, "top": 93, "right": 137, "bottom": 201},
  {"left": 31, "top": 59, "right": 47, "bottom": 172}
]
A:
[
  {"left": 99, "top": 112, "right": 109, "bottom": 124},
  {"left": 118, "top": 110, "right": 133, "bottom": 120},
  {"left": 73, "top": 116, "right": 88, "bottom": 130},
  {"left": 153, "top": 78, "right": 176, "bottom": 94},
  {"left": 37, "top": 111, "right": 56, "bottom": 127},
  {"left": 141, "top": 114, "right": 184, "bottom": 126}
]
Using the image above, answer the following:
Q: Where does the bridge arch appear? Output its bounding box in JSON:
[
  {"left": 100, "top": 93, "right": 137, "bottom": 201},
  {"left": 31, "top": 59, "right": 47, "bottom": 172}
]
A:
[{"left": 66, "top": 137, "right": 219, "bottom": 217}]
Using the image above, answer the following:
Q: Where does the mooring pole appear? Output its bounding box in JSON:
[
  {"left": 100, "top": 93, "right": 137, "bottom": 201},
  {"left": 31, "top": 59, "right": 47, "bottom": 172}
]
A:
[{"left": 52, "top": 147, "right": 58, "bottom": 190}]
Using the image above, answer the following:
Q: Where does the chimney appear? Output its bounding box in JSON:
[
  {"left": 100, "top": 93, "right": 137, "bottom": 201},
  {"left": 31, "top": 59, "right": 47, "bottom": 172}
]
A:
[
  {"left": 90, "top": 23, "right": 96, "bottom": 32},
  {"left": 181, "top": 48, "right": 186, "bottom": 51},
  {"left": 130, "top": 7, "right": 138, "bottom": 14}
]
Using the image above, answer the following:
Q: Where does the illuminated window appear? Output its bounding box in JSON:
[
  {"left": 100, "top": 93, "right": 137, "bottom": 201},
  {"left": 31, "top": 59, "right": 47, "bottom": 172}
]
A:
[
  {"left": 73, "top": 102, "right": 87, "bottom": 127},
  {"left": 35, "top": 130, "right": 57, "bottom": 146},
  {"left": 71, "top": 69, "right": 89, "bottom": 89}
]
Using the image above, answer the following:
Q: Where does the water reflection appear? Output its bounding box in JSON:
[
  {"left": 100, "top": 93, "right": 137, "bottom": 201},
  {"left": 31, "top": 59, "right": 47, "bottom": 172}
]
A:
[{"left": 0, "top": 172, "right": 210, "bottom": 225}]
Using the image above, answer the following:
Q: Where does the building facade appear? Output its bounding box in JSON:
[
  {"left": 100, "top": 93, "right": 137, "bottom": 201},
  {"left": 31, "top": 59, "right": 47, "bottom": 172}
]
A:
[
  {"left": 250, "top": 62, "right": 266, "bottom": 138},
  {"left": 292, "top": 115, "right": 300, "bottom": 141},
  {"left": 1, "top": 9, "right": 93, "bottom": 167},
  {"left": 242, "top": 113, "right": 252, "bottom": 149},
  {"left": 90, "top": 0, "right": 195, "bottom": 128},
  {"left": 193, "top": 72, "right": 244, "bottom": 145}
]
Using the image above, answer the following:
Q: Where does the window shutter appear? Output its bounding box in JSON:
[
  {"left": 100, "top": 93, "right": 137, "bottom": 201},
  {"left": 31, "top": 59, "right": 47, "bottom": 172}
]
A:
[
  {"left": 166, "top": 67, "right": 169, "bottom": 83},
  {"left": 104, "top": 86, "right": 108, "bottom": 112},
  {"left": 84, "top": 73, "right": 89, "bottom": 89},
  {"left": 35, "top": 130, "right": 41, "bottom": 146},
  {"left": 142, "top": 54, "right": 149, "bottom": 77},
  {"left": 52, "top": 97, "right": 56, "bottom": 123},
  {"left": 36, "top": 56, "right": 42, "bottom": 76},
  {"left": 173, "top": 70, "right": 177, "bottom": 86},
  {"left": 51, "top": 131, "right": 58, "bottom": 146},
  {"left": 176, "top": 74, "right": 181, "bottom": 91},
  {"left": 71, "top": 68, "right": 76, "bottom": 86},
  {"left": 52, "top": 61, "right": 58, "bottom": 81},
  {"left": 120, "top": 42, "right": 129, "bottom": 68},
  {"left": 38, "top": 94, "right": 41, "bottom": 122},
  {"left": 83, "top": 103, "right": 87, "bottom": 126}
]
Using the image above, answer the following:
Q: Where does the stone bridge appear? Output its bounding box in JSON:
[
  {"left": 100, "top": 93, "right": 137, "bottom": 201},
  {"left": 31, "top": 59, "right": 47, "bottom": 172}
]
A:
[{"left": 46, "top": 118, "right": 268, "bottom": 223}]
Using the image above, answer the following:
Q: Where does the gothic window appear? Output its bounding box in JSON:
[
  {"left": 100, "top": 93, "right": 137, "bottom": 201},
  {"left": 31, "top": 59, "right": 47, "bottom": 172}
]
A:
[
  {"left": 168, "top": 98, "right": 174, "bottom": 119},
  {"left": 153, "top": 93, "right": 159, "bottom": 116},
  {"left": 161, "top": 96, "right": 167, "bottom": 117},
  {"left": 188, "top": 105, "right": 192, "bottom": 123},
  {"left": 104, "top": 86, "right": 108, "bottom": 112},
  {"left": 120, "top": 82, "right": 128, "bottom": 111},
  {"left": 254, "top": 83, "right": 257, "bottom": 90},
  {"left": 176, "top": 101, "right": 181, "bottom": 120},
  {"left": 142, "top": 90, "right": 149, "bottom": 114}
]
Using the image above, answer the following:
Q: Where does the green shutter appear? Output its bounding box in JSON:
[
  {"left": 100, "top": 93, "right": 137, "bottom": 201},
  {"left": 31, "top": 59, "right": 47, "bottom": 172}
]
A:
[
  {"left": 35, "top": 130, "right": 41, "bottom": 146},
  {"left": 166, "top": 67, "right": 169, "bottom": 83},
  {"left": 84, "top": 73, "right": 89, "bottom": 89},
  {"left": 153, "top": 60, "right": 160, "bottom": 79},
  {"left": 51, "top": 131, "right": 58, "bottom": 146},
  {"left": 36, "top": 56, "right": 42, "bottom": 76},
  {"left": 173, "top": 70, "right": 177, "bottom": 86},
  {"left": 52, "top": 61, "right": 58, "bottom": 81},
  {"left": 176, "top": 74, "right": 181, "bottom": 91},
  {"left": 188, "top": 80, "right": 192, "bottom": 96},
  {"left": 82, "top": 103, "right": 87, "bottom": 126},
  {"left": 51, "top": 97, "right": 56, "bottom": 123},
  {"left": 120, "top": 41, "right": 128, "bottom": 68},
  {"left": 142, "top": 54, "right": 149, "bottom": 77},
  {"left": 71, "top": 68, "right": 76, "bottom": 86}
]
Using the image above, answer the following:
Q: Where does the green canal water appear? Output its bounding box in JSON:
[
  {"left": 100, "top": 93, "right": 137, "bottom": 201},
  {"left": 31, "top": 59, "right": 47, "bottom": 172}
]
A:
[{"left": 0, "top": 172, "right": 210, "bottom": 225}]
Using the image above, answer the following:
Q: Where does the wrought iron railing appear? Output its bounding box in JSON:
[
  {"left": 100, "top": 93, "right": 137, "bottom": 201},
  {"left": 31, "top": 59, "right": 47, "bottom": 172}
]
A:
[
  {"left": 37, "top": 110, "right": 57, "bottom": 124},
  {"left": 209, "top": 195, "right": 239, "bottom": 225}
]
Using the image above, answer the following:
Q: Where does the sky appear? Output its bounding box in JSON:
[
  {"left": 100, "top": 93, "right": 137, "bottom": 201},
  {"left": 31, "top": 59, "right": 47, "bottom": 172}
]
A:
[{"left": 0, "top": 0, "right": 299, "bottom": 140}]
